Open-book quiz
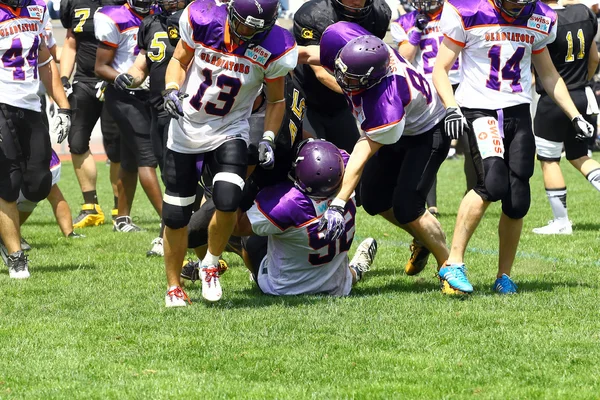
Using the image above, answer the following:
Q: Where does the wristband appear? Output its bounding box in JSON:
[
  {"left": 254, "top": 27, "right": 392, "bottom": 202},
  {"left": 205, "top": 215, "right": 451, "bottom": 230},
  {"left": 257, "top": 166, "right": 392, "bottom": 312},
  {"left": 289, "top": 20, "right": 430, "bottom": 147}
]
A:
[
  {"left": 165, "top": 82, "right": 180, "bottom": 90},
  {"left": 262, "top": 130, "right": 275, "bottom": 142},
  {"left": 38, "top": 56, "right": 53, "bottom": 67},
  {"left": 330, "top": 198, "right": 346, "bottom": 209}
]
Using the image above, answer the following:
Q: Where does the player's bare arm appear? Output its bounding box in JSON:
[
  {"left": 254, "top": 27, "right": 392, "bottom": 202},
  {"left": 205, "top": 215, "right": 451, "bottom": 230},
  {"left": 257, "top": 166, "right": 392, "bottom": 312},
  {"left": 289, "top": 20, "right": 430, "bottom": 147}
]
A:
[
  {"left": 263, "top": 76, "right": 286, "bottom": 137},
  {"left": 60, "top": 29, "right": 77, "bottom": 80},
  {"left": 127, "top": 51, "right": 149, "bottom": 88},
  {"left": 533, "top": 48, "right": 582, "bottom": 120},
  {"left": 398, "top": 41, "right": 418, "bottom": 63},
  {"left": 310, "top": 64, "right": 343, "bottom": 94},
  {"left": 39, "top": 43, "right": 70, "bottom": 109},
  {"left": 432, "top": 37, "right": 461, "bottom": 108},
  {"left": 297, "top": 45, "right": 321, "bottom": 65},
  {"left": 164, "top": 40, "right": 193, "bottom": 89},
  {"left": 94, "top": 43, "right": 120, "bottom": 83},
  {"left": 588, "top": 40, "right": 599, "bottom": 80},
  {"left": 334, "top": 136, "right": 383, "bottom": 203}
]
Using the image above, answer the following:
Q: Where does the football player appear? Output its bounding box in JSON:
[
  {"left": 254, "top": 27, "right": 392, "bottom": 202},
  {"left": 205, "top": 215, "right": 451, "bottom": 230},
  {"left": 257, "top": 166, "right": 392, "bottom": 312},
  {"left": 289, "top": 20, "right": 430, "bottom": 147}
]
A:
[
  {"left": 304, "top": 23, "right": 452, "bottom": 286},
  {"left": 94, "top": 0, "right": 164, "bottom": 234},
  {"left": 432, "top": 0, "right": 594, "bottom": 294},
  {"left": 60, "top": 0, "right": 123, "bottom": 229},
  {"left": 0, "top": 0, "right": 71, "bottom": 278},
  {"left": 532, "top": 0, "right": 600, "bottom": 235},
  {"left": 161, "top": 0, "right": 297, "bottom": 306},
  {"left": 292, "top": 0, "right": 391, "bottom": 153},
  {"left": 235, "top": 140, "right": 377, "bottom": 296}
]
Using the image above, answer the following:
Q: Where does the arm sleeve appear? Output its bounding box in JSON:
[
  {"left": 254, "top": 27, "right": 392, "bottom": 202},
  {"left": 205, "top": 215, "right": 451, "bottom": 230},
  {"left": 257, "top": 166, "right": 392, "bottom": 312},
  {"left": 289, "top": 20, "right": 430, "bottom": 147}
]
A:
[
  {"left": 178, "top": 6, "right": 196, "bottom": 50},
  {"left": 246, "top": 205, "right": 286, "bottom": 236},
  {"left": 532, "top": 17, "right": 557, "bottom": 52},
  {"left": 60, "top": 0, "right": 72, "bottom": 29},
  {"left": 94, "top": 12, "right": 120, "bottom": 47},
  {"left": 365, "top": 118, "right": 405, "bottom": 145},
  {"left": 293, "top": 7, "right": 321, "bottom": 46},
  {"left": 390, "top": 22, "right": 408, "bottom": 45},
  {"left": 440, "top": 2, "right": 466, "bottom": 46}
]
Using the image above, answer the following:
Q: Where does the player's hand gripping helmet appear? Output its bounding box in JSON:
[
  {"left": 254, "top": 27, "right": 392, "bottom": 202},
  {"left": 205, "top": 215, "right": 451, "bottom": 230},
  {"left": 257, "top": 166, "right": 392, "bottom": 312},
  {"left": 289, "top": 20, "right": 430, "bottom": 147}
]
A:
[
  {"left": 293, "top": 139, "right": 345, "bottom": 199},
  {"left": 127, "top": 0, "right": 153, "bottom": 15},
  {"left": 411, "top": 0, "right": 443, "bottom": 13},
  {"left": 494, "top": 0, "right": 537, "bottom": 19},
  {"left": 228, "top": 0, "right": 279, "bottom": 46},
  {"left": 332, "top": 0, "right": 373, "bottom": 22},
  {"left": 1, "top": 0, "right": 30, "bottom": 9},
  {"left": 334, "top": 35, "right": 390, "bottom": 92}
]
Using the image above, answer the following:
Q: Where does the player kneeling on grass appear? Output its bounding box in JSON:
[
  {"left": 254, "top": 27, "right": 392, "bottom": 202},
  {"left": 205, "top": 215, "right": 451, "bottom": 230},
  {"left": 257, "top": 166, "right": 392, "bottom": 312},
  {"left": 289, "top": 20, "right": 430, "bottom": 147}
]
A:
[{"left": 235, "top": 139, "right": 377, "bottom": 296}]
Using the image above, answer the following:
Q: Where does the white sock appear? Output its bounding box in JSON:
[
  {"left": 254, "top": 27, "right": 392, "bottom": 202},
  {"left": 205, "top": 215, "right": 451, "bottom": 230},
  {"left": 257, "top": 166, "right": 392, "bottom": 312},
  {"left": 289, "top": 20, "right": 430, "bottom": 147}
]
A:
[
  {"left": 587, "top": 168, "right": 600, "bottom": 192},
  {"left": 201, "top": 250, "right": 220, "bottom": 268},
  {"left": 546, "top": 188, "right": 568, "bottom": 221}
]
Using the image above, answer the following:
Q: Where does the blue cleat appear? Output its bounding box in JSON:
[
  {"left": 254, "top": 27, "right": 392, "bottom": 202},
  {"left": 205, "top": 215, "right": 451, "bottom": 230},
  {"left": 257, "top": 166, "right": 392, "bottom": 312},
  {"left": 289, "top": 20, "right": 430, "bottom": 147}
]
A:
[
  {"left": 438, "top": 263, "right": 474, "bottom": 294},
  {"left": 493, "top": 274, "right": 518, "bottom": 294}
]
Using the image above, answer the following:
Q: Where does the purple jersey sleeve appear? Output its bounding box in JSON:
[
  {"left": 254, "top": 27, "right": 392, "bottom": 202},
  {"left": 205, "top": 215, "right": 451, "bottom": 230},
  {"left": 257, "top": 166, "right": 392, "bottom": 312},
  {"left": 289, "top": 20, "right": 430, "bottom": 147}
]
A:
[{"left": 320, "top": 21, "right": 371, "bottom": 72}]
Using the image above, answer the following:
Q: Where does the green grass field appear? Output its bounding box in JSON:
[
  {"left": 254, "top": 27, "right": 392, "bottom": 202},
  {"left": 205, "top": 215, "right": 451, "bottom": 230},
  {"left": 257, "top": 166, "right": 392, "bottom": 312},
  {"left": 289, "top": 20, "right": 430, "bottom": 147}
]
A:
[{"left": 1, "top": 155, "right": 600, "bottom": 399}]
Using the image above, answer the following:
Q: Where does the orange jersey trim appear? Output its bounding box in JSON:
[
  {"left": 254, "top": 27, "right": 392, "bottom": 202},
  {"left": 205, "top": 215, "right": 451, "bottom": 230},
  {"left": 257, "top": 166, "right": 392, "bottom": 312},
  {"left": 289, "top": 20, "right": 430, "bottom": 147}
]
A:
[
  {"left": 101, "top": 40, "right": 118, "bottom": 48},
  {"left": 444, "top": 34, "right": 465, "bottom": 47}
]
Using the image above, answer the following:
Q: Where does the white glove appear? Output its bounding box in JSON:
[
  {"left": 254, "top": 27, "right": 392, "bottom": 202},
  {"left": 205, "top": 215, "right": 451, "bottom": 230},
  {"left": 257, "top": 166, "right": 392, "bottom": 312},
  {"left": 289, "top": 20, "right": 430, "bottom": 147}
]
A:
[
  {"left": 95, "top": 81, "right": 107, "bottom": 101},
  {"left": 52, "top": 108, "right": 72, "bottom": 144}
]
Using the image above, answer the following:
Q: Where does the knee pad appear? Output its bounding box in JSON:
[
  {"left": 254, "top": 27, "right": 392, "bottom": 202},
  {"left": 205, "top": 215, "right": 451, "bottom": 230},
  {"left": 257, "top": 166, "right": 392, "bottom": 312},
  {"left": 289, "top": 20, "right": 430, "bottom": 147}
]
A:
[
  {"left": 502, "top": 172, "right": 531, "bottom": 219},
  {"left": 393, "top": 195, "right": 426, "bottom": 225},
  {"left": 477, "top": 157, "right": 509, "bottom": 202},
  {"left": 187, "top": 198, "right": 215, "bottom": 248},
  {"left": 0, "top": 163, "right": 22, "bottom": 202},
  {"left": 213, "top": 180, "right": 244, "bottom": 212},
  {"left": 16, "top": 191, "right": 38, "bottom": 212},
  {"left": 68, "top": 134, "right": 91, "bottom": 155},
  {"left": 21, "top": 168, "right": 51, "bottom": 203},
  {"left": 211, "top": 140, "right": 247, "bottom": 212},
  {"left": 103, "top": 136, "right": 121, "bottom": 163},
  {"left": 162, "top": 193, "right": 195, "bottom": 229}
]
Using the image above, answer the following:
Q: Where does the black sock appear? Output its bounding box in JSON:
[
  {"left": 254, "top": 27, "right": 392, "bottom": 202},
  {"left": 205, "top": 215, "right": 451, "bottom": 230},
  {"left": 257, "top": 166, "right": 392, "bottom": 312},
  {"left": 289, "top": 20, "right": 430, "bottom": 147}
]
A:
[
  {"left": 83, "top": 190, "right": 98, "bottom": 204},
  {"left": 113, "top": 196, "right": 118, "bottom": 210}
]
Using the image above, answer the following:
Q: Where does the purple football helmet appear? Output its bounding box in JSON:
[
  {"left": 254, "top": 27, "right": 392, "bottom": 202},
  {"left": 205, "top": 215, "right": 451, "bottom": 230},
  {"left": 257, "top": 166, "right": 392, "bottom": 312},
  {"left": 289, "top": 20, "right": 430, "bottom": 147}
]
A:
[
  {"left": 127, "top": 0, "right": 153, "bottom": 14},
  {"left": 411, "top": 0, "right": 443, "bottom": 12},
  {"left": 331, "top": 0, "right": 373, "bottom": 22},
  {"left": 334, "top": 35, "right": 390, "bottom": 92},
  {"left": 228, "top": 0, "right": 279, "bottom": 46},
  {"left": 293, "top": 140, "right": 345, "bottom": 199},
  {"left": 493, "top": 0, "right": 537, "bottom": 19}
]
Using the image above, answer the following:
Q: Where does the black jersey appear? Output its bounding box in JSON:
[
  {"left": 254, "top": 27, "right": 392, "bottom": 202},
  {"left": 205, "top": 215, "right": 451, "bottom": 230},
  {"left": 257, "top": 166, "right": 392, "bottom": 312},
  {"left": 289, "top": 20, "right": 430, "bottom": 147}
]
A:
[
  {"left": 536, "top": 4, "right": 598, "bottom": 95},
  {"left": 138, "top": 12, "right": 177, "bottom": 115},
  {"left": 61, "top": 0, "right": 102, "bottom": 82},
  {"left": 292, "top": 0, "right": 391, "bottom": 112}
]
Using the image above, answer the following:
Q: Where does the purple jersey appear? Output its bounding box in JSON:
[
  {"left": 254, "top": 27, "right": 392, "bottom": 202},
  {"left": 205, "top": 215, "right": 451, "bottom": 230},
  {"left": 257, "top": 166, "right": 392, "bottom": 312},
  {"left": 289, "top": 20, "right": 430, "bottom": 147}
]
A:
[
  {"left": 320, "top": 21, "right": 445, "bottom": 144},
  {"left": 0, "top": 0, "right": 49, "bottom": 111},
  {"left": 391, "top": 9, "right": 461, "bottom": 84},
  {"left": 247, "top": 181, "right": 356, "bottom": 296},
  {"left": 441, "top": 0, "right": 557, "bottom": 109}
]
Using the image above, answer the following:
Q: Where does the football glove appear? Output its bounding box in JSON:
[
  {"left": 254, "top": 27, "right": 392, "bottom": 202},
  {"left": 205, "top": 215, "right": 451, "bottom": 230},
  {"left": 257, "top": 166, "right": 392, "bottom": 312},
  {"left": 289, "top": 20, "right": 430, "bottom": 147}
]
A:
[
  {"left": 258, "top": 131, "right": 276, "bottom": 169},
  {"left": 317, "top": 205, "right": 346, "bottom": 241},
  {"left": 114, "top": 73, "right": 134, "bottom": 91},
  {"left": 61, "top": 76, "right": 73, "bottom": 97},
  {"left": 415, "top": 13, "right": 428, "bottom": 31},
  {"left": 572, "top": 115, "right": 594, "bottom": 141},
  {"left": 52, "top": 108, "right": 73, "bottom": 144},
  {"left": 444, "top": 107, "right": 469, "bottom": 140},
  {"left": 95, "top": 81, "right": 108, "bottom": 102},
  {"left": 162, "top": 88, "right": 188, "bottom": 119}
]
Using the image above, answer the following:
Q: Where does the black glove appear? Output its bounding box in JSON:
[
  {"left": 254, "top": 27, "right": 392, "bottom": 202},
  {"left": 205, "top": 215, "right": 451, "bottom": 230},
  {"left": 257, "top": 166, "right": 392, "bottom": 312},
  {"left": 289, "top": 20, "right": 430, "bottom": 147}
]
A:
[
  {"left": 61, "top": 76, "right": 72, "bottom": 97},
  {"left": 114, "top": 73, "right": 134, "bottom": 91},
  {"left": 415, "top": 13, "right": 428, "bottom": 31},
  {"left": 444, "top": 107, "right": 468, "bottom": 140},
  {"left": 572, "top": 115, "right": 594, "bottom": 141}
]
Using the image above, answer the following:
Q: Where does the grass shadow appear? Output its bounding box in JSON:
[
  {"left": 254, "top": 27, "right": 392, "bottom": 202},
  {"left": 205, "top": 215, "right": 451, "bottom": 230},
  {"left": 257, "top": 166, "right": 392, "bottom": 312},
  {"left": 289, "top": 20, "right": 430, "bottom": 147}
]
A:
[
  {"left": 514, "top": 279, "right": 598, "bottom": 293},
  {"left": 572, "top": 222, "right": 600, "bottom": 231},
  {"left": 37, "top": 263, "right": 98, "bottom": 273}
]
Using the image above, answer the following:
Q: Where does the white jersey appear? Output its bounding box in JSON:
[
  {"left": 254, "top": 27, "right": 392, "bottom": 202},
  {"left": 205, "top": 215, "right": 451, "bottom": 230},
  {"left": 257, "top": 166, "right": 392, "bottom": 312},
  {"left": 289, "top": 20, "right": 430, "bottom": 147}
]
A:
[
  {"left": 168, "top": 0, "right": 298, "bottom": 154},
  {"left": 94, "top": 4, "right": 142, "bottom": 74},
  {"left": 440, "top": 0, "right": 557, "bottom": 109},
  {"left": 0, "top": 0, "right": 49, "bottom": 111},
  {"left": 391, "top": 10, "right": 461, "bottom": 85},
  {"left": 247, "top": 181, "right": 355, "bottom": 297}
]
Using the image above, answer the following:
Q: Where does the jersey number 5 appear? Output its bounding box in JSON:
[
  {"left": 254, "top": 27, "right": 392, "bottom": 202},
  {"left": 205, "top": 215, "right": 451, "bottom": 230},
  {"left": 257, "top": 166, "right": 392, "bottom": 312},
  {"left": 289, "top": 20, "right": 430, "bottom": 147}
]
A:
[
  {"left": 148, "top": 32, "right": 168, "bottom": 62},
  {"left": 189, "top": 68, "right": 242, "bottom": 116}
]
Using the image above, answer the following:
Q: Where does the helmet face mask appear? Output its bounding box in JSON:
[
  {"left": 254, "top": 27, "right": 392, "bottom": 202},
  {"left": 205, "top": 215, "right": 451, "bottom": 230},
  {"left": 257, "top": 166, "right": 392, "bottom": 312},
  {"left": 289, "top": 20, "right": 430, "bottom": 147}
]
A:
[
  {"left": 228, "top": 0, "right": 279, "bottom": 46},
  {"left": 161, "top": 0, "right": 187, "bottom": 12},
  {"left": 127, "top": 0, "right": 152, "bottom": 14},
  {"left": 292, "top": 139, "right": 345, "bottom": 199},
  {"left": 334, "top": 35, "right": 391, "bottom": 92},
  {"left": 331, "top": 0, "right": 373, "bottom": 22},
  {"left": 411, "top": 0, "right": 443, "bottom": 13},
  {"left": 494, "top": 0, "right": 537, "bottom": 19}
]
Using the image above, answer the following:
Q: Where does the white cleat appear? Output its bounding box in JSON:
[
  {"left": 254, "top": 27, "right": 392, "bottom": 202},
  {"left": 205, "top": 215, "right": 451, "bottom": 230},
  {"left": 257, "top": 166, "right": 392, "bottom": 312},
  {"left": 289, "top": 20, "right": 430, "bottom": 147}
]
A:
[
  {"left": 165, "top": 286, "right": 190, "bottom": 307},
  {"left": 349, "top": 238, "right": 378, "bottom": 281},
  {"left": 532, "top": 219, "right": 573, "bottom": 235},
  {"left": 201, "top": 265, "right": 222, "bottom": 302},
  {"left": 146, "top": 237, "right": 164, "bottom": 257},
  {"left": 7, "top": 250, "right": 30, "bottom": 279}
]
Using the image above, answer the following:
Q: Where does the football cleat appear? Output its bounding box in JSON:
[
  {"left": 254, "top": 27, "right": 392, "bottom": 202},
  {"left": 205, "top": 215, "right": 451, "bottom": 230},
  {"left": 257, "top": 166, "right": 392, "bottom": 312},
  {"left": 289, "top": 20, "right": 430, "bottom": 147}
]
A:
[
  {"left": 405, "top": 239, "right": 431, "bottom": 276},
  {"left": 165, "top": 286, "right": 191, "bottom": 307},
  {"left": 6, "top": 250, "right": 30, "bottom": 279},
  {"left": 20, "top": 236, "right": 31, "bottom": 251},
  {"left": 532, "top": 219, "right": 572, "bottom": 235},
  {"left": 349, "top": 237, "right": 377, "bottom": 281},
  {"left": 111, "top": 208, "right": 118, "bottom": 221},
  {"left": 201, "top": 265, "right": 222, "bottom": 302},
  {"left": 73, "top": 203, "right": 105, "bottom": 228},
  {"left": 181, "top": 259, "right": 228, "bottom": 282},
  {"left": 493, "top": 274, "right": 518, "bottom": 295},
  {"left": 68, "top": 231, "right": 86, "bottom": 239},
  {"left": 438, "top": 262, "right": 473, "bottom": 294},
  {"left": 146, "top": 237, "right": 164, "bottom": 257},
  {"left": 113, "top": 216, "right": 143, "bottom": 232}
]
